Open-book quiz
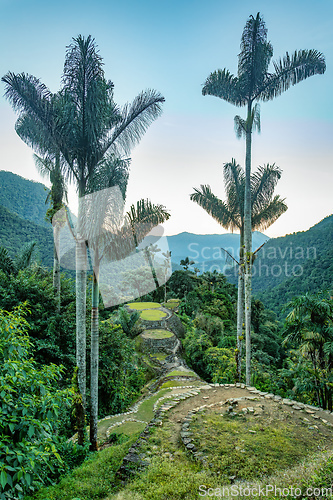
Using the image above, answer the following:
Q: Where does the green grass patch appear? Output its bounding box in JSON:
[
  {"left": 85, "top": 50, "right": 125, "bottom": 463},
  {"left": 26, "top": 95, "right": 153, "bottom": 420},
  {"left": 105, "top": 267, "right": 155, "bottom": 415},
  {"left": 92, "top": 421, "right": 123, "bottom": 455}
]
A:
[
  {"left": 190, "top": 411, "right": 332, "bottom": 482},
  {"left": 151, "top": 353, "right": 167, "bottom": 361},
  {"left": 127, "top": 302, "right": 161, "bottom": 310},
  {"left": 140, "top": 310, "right": 167, "bottom": 321},
  {"left": 108, "top": 421, "right": 220, "bottom": 500},
  {"left": 141, "top": 329, "right": 173, "bottom": 339},
  {"left": 160, "top": 380, "right": 198, "bottom": 389},
  {"left": 27, "top": 436, "right": 137, "bottom": 500},
  {"left": 163, "top": 300, "right": 180, "bottom": 310},
  {"left": 166, "top": 369, "right": 197, "bottom": 378},
  {"left": 111, "top": 421, "right": 146, "bottom": 436},
  {"left": 134, "top": 388, "right": 170, "bottom": 422}
]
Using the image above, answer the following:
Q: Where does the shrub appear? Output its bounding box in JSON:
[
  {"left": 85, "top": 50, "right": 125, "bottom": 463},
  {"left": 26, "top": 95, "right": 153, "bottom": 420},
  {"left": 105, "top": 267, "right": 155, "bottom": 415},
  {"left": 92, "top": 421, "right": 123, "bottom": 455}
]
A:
[{"left": 0, "top": 305, "right": 72, "bottom": 498}]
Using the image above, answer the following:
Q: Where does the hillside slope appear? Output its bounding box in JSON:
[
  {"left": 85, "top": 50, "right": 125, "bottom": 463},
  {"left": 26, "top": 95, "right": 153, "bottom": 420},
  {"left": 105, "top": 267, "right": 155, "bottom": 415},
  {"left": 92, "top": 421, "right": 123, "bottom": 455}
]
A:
[
  {"left": 0, "top": 170, "right": 50, "bottom": 228},
  {"left": 0, "top": 204, "right": 53, "bottom": 266}
]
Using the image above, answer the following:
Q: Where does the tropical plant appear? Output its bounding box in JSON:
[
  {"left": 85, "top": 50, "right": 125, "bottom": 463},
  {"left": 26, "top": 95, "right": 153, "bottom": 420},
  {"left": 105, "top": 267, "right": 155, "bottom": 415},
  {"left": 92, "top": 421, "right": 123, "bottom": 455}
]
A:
[
  {"left": 85, "top": 192, "right": 170, "bottom": 450},
  {"left": 202, "top": 11, "right": 326, "bottom": 383},
  {"left": 0, "top": 241, "right": 36, "bottom": 276},
  {"left": 191, "top": 160, "right": 287, "bottom": 380},
  {"left": 180, "top": 256, "right": 195, "bottom": 271},
  {"left": 0, "top": 305, "right": 71, "bottom": 497},
  {"left": 2, "top": 34, "right": 164, "bottom": 421},
  {"left": 283, "top": 292, "right": 333, "bottom": 410}
]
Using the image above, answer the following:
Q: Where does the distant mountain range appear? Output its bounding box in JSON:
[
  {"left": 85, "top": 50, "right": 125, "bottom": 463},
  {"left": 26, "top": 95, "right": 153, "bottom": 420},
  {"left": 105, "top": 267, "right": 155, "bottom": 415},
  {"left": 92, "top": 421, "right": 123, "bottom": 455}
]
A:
[
  {"left": 167, "top": 231, "right": 269, "bottom": 273},
  {"left": 0, "top": 170, "right": 332, "bottom": 318}
]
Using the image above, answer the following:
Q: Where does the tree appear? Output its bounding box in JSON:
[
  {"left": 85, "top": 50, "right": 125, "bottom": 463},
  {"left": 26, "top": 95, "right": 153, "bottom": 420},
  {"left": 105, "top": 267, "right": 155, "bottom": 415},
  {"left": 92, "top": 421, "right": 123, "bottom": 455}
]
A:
[
  {"left": 85, "top": 190, "right": 170, "bottom": 450},
  {"left": 283, "top": 292, "right": 333, "bottom": 410},
  {"left": 0, "top": 305, "right": 71, "bottom": 497},
  {"left": 2, "top": 35, "right": 164, "bottom": 409},
  {"left": 202, "top": 12, "right": 326, "bottom": 383},
  {"left": 191, "top": 160, "right": 287, "bottom": 380},
  {"left": 0, "top": 241, "right": 36, "bottom": 276},
  {"left": 180, "top": 256, "right": 195, "bottom": 271}
]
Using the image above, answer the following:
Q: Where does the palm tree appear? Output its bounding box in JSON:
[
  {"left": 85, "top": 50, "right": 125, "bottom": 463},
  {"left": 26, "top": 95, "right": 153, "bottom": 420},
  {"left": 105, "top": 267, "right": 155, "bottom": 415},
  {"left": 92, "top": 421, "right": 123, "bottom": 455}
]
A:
[
  {"left": 190, "top": 159, "right": 287, "bottom": 381},
  {"left": 83, "top": 188, "right": 170, "bottom": 450},
  {"left": 202, "top": 12, "right": 326, "bottom": 384},
  {"left": 2, "top": 34, "right": 164, "bottom": 407},
  {"left": 0, "top": 241, "right": 36, "bottom": 276}
]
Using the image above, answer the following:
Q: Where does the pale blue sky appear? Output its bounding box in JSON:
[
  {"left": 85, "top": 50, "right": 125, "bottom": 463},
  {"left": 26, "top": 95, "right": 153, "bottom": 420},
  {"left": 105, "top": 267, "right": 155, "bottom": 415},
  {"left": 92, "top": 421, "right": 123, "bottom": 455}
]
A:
[{"left": 0, "top": 0, "right": 332, "bottom": 236}]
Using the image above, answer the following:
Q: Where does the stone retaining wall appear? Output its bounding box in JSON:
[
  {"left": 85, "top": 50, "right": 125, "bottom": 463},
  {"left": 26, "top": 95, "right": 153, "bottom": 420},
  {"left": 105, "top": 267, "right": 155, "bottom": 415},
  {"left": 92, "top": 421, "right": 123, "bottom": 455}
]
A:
[{"left": 140, "top": 332, "right": 178, "bottom": 354}]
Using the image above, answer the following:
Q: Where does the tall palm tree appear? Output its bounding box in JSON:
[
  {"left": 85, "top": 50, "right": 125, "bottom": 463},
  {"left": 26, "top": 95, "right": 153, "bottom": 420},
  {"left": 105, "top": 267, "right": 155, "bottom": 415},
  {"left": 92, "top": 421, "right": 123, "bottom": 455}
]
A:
[
  {"left": 190, "top": 159, "right": 287, "bottom": 381},
  {"left": 202, "top": 12, "right": 326, "bottom": 383},
  {"left": 2, "top": 34, "right": 165, "bottom": 406},
  {"left": 81, "top": 185, "right": 170, "bottom": 450}
]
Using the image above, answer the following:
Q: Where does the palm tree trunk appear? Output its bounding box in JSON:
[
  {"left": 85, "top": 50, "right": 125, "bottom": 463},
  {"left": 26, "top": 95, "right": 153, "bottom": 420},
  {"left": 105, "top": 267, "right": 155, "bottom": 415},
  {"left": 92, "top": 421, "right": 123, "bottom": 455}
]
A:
[
  {"left": 236, "top": 230, "right": 244, "bottom": 382},
  {"left": 244, "top": 101, "right": 253, "bottom": 386},
  {"left": 90, "top": 248, "right": 99, "bottom": 451},
  {"left": 145, "top": 248, "right": 159, "bottom": 290},
  {"left": 76, "top": 195, "right": 87, "bottom": 408},
  {"left": 53, "top": 224, "right": 61, "bottom": 313}
]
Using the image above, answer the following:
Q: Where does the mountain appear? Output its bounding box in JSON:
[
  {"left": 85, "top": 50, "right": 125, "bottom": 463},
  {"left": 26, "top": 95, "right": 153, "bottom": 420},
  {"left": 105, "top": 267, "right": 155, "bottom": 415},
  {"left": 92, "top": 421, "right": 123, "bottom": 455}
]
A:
[
  {"left": 0, "top": 171, "right": 53, "bottom": 266},
  {"left": 167, "top": 231, "right": 269, "bottom": 273},
  {"left": 0, "top": 170, "right": 50, "bottom": 228},
  {"left": 0, "top": 204, "right": 53, "bottom": 267},
  {"left": 252, "top": 214, "right": 333, "bottom": 317}
]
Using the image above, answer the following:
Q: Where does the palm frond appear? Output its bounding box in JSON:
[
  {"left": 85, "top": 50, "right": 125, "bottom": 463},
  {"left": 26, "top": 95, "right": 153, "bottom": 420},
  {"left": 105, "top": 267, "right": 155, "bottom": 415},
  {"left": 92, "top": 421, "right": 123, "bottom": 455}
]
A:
[
  {"left": 223, "top": 159, "right": 245, "bottom": 222},
  {"left": 86, "top": 155, "right": 130, "bottom": 199},
  {"left": 190, "top": 185, "right": 238, "bottom": 230},
  {"left": 259, "top": 49, "right": 326, "bottom": 101},
  {"left": 14, "top": 241, "right": 37, "bottom": 271},
  {"left": 104, "top": 89, "right": 164, "bottom": 157},
  {"left": 251, "top": 163, "right": 282, "bottom": 212},
  {"left": 0, "top": 246, "right": 16, "bottom": 276},
  {"left": 251, "top": 195, "right": 287, "bottom": 231},
  {"left": 237, "top": 13, "right": 273, "bottom": 99},
  {"left": 202, "top": 69, "right": 245, "bottom": 106},
  {"left": 234, "top": 115, "right": 247, "bottom": 138}
]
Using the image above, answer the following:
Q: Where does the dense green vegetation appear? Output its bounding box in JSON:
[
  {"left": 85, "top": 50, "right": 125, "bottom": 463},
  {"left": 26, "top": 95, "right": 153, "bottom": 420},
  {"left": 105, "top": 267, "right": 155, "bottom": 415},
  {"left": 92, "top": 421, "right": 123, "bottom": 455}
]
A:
[
  {"left": 0, "top": 171, "right": 50, "bottom": 228},
  {"left": 0, "top": 13, "right": 331, "bottom": 498}
]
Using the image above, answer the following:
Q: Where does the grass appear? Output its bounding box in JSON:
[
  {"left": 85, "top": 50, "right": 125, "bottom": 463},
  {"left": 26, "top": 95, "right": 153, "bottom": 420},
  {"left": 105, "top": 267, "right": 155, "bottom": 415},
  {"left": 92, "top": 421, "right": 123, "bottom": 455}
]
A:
[
  {"left": 141, "top": 329, "right": 173, "bottom": 339},
  {"left": 151, "top": 353, "right": 167, "bottom": 361},
  {"left": 127, "top": 302, "right": 161, "bottom": 310},
  {"left": 189, "top": 410, "right": 332, "bottom": 481},
  {"left": 140, "top": 310, "right": 167, "bottom": 321},
  {"left": 26, "top": 436, "right": 138, "bottom": 500},
  {"left": 165, "top": 369, "right": 197, "bottom": 378},
  {"left": 160, "top": 380, "right": 194, "bottom": 389},
  {"left": 110, "top": 421, "right": 146, "bottom": 436}
]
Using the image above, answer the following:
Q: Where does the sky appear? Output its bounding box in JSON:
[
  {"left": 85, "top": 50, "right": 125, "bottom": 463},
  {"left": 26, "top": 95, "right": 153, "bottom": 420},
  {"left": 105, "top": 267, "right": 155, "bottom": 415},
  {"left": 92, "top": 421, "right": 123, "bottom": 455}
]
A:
[{"left": 0, "top": 0, "right": 332, "bottom": 238}]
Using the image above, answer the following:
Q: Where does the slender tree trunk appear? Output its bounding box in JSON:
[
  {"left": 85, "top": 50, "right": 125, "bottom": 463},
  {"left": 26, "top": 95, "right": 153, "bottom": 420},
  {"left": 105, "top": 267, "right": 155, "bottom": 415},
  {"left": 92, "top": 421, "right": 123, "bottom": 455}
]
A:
[
  {"left": 90, "top": 248, "right": 100, "bottom": 451},
  {"left": 76, "top": 195, "right": 87, "bottom": 408},
  {"left": 244, "top": 101, "right": 253, "bottom": 386},
  {"left": 236, "top": 230, "right": 245, "bottom": 382},
  {"left": 53, "top": 224, "right": 61, "bottom": 313},
  {"left": 145, "top": 248, "right": 159, "bottom": 290}
]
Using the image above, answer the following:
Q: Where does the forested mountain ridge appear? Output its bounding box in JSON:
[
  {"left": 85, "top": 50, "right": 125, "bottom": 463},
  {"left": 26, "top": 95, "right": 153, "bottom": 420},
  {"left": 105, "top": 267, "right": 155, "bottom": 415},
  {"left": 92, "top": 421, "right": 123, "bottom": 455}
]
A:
[
  {"left": 0, "top": 204, "right": 53, "bottom": 266},
  {"left": 251, "top": 214, "right": 333, "bottom": 317},
  {"left": 0, "top": 171, "right": 53, "bottom": 266},
  {"left": 0, "top": 170, "right": 50, "bottom": 228}
]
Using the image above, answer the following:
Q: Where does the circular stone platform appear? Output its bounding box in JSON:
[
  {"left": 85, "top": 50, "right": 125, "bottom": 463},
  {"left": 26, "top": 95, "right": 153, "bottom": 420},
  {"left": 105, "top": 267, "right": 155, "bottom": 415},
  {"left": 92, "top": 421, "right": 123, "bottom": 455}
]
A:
[{"left": 140, "top": 329, "right": 178, "bottom": 353}]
